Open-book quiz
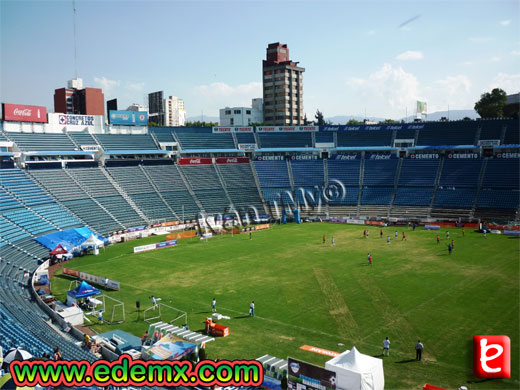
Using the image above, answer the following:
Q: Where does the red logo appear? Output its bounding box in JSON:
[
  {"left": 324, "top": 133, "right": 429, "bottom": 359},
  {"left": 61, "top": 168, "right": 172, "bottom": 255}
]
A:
[{"left": 473, "top": 336, "right": 510, "bottom": 378}]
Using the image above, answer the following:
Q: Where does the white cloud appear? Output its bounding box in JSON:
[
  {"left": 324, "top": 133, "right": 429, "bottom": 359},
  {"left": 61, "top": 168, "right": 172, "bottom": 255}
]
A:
[
  {"left": 193, "top": 81, "right": 262, "bottom": 107},
  {"left": 488, "top": 73, "right": 520, "bottom": 94},
  {"left": 94, "top": 76, "right": 120, "bottom": 97},
  {"left": 489, "top": 56, "right": 501, "bottom": 62},
  {"left": 462, "top": 61, "right": 473, "bottom": 65},
  {"left": 347, "top": 63, "right": 421, "bottom": 116},
  {"left": 499, "top": 20, "right": 511, "bottom": 26},
  {"left": 511, "top": 50, "right": 520, "bottom": 55},
  {"left": 126, "top": 82, "right": 145, "bottom": 91},
  {"left": 396, "top": 50, "right": 424, "bottom": 60}
]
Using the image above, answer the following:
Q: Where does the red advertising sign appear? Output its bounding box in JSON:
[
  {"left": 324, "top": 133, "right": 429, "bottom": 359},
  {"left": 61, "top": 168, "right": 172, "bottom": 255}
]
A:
[
  {"left": 215, "top": 157, "right": 250, "bottom": 164},
  {"left": 3, "top": 103, "right": 47, "bottom": 123},
  {"left": 178, "top": 157, "right": 213, "bottom": 165}
]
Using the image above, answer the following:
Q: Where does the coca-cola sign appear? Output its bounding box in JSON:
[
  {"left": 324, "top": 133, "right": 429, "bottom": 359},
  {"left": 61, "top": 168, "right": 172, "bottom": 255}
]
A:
[
  {"left": 3, "top": 103, "right": 47, "bottom": 123},
  {"left": 215, "top": 157, "right": 249, "bottom": 164},
  {"left": 178, "top": 157, "right": 213, "bottom": 165}
]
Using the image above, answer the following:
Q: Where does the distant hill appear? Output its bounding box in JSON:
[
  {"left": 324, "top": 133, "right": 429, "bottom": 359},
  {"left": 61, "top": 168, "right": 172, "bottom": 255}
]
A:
[{"left": 326, "top": 109, "right": 480, "bottom": 124}]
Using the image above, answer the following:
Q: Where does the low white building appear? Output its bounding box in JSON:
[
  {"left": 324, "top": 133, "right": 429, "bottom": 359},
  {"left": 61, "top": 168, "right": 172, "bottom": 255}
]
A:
[{"left": 219, "top": 98, "right": 263, "bottom": 126}]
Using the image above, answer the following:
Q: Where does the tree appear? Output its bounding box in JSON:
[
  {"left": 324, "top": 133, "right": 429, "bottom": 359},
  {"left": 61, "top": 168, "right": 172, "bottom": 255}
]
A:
[
  {"left": 346, "top": 119, "right": 363, "bottom": 125},
  {"left": 382, "top": 119, "right": 398, "bottom": 124},
  {"left": 148, "top": 121, "right": 163, "bottom": 127},
  {"left": 314, "top": 109, "right": 326, "bottom": 126},
  {"left": 184, "top": 121, "right": 218, "bottom": 127},
  {"left": 474, "top": 88, "right": 507, "bottom": 118}
]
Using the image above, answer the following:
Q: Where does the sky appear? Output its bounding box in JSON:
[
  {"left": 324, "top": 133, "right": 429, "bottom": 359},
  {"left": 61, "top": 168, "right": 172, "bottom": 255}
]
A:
[{"left": 1, "top": 0, "right": 519, "bottom": 120}]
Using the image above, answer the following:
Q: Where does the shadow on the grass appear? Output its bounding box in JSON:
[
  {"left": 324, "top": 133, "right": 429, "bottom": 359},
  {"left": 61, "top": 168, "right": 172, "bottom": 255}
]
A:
[
  {"left": 395, "top": 359, "right": 418, "bottom": 363},
  {"left": 234, "top": 315, "right": 251, "bottom": 319}
]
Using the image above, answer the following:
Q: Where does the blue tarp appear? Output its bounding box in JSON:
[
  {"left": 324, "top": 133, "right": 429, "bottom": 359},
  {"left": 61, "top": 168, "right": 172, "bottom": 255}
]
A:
[
  {"left": 36, "top": 227, "right": 107, "bottom": 251},
  {"left": 67, "top": 280, "right": 101, "bottom": 299}
]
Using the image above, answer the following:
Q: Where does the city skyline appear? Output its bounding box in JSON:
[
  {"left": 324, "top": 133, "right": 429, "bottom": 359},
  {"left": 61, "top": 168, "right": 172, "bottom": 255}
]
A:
[{"left": 1, "top": 0, "right": 519, "bottom": 120}]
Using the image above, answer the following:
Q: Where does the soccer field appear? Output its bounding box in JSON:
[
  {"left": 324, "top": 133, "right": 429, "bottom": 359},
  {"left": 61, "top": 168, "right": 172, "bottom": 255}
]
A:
[{"left": 52, "top": 223, "right": 519, "bottom": 389}]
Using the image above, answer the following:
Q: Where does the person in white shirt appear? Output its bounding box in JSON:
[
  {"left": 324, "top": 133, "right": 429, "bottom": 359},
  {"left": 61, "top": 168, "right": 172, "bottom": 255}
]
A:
[
  {"left": 249, "top": 300, "right": 255, "bottom": 317},
  {"left": 212, "top": 298, "right": 216, "bottom": 312},
  {"left": 383, "top": 337, "right": 390, "bottom": 356}
]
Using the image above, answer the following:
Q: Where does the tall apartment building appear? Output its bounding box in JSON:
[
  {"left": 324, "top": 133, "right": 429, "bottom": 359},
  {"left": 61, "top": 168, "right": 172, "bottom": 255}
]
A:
[
  {"left": 164, "top": 96, "right": 186, "bottom": 126},
  {"left": 54, "top": 78, "right": 105, "bottom": 116},
  {"left": 262, "top": 43, "right": 305, "bottom": 125},
  {"left": 148, "top": 91, "right": 165, "bottom": 125}
]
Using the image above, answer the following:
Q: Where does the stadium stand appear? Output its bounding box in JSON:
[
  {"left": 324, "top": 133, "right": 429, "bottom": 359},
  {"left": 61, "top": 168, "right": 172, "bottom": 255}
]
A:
[
  {"left": 142, "top": 161, "right": 200, "bottom": 219},
  {"left": 176, "top": 132, "right": 236, "bottom": 150},
  {"left": 258, "top": 133, "right": 312, "bottom": 148},
  {"left": 27, "top": 168, "right": 123, "bottom": 235},
  {"left": 5, "top": 132, "right": 76, "bottom": 151},
  {"left": 68, "top": 131, "right": 99, "bottom": 147},
  {"left": 236, "top": 132, "right": 256, "bottom": 145},
  {"left": 179, "top": 164, "right": 232, "bottom": 214},
  {"left": 217, "top": 163, "right": 265, "bottom": 213},
  {"left": 439, "top": 159, "right": 482, "bottom": 187},
  {"left": 94, "top": 134, "right": 159, "bottom": 150},
  {"left": 106, "top": 162, "right": 176, "bottom": 222},
  {"left": 416, "top": 122, "right": 477, "bottom": 146},
  {"left": 398, "top": 159, "right": 439, "bottom": 186},
  {"left": 337, "top": 130, "right": 392, "bottom": 147}
]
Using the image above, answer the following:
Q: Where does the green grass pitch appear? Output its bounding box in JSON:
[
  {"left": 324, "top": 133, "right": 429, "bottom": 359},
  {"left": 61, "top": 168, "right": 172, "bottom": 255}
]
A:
[{"left": 51, "top": 223, "right": 519, "bottom": 389}]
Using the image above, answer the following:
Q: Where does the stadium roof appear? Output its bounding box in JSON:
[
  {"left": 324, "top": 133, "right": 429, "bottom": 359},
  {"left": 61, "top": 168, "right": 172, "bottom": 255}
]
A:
[
  {"left": 22, "top": 151, "right": 95, "bottom": 156},
  {"left": 0, "top": 152, "right": 14, "bottom": 157},
  {"left": 255, "top": 147, "right": 320, "bottom": 152},
  {"left": 409, "top": 145, "right": 478, "bottom": 150},
  {"left": 179, "top": 149, "right": 244, "bottom": 154},
  {"left": 494, "top": 144, "right": 520, "bottom": 149},
  {"left": 331, "top": 146, "right": 397, "bottom": 151},
  {"left": 104, "top": 150, "right": 169, "bottom": 155}
]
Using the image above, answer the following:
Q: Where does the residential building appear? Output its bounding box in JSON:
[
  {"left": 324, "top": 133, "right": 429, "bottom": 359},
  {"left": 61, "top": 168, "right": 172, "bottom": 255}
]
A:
[
  {"left": 148, "top": 91, "right": 165, "bottom": 125},
  {"left": 54, "top": 78, "right": 105, "bottom": 116},
  {"left": 164, "top": 96, "right": 187, "bottom": 126},
  {"left": 219, "top": 98, "right": 263, "bottom": 126},
  {"left": 262, "top": 43, "right": 305, "bottom": 125}
]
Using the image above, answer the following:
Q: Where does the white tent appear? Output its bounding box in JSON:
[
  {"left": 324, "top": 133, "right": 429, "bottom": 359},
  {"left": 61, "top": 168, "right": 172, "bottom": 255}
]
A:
[
  {"left": 81, "top": 234, "right": 105, "bottom": 255},
  {"left": 325, "top": 347, "right": 384, "bottom": 390}
]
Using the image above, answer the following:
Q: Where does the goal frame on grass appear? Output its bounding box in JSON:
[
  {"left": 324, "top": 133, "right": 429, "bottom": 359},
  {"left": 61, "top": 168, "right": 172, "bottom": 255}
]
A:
[
  {"left": 99, "top": 294, "right": 125, "bottom": 324},
  {"left": 144, "top": 303, "right": 187, "bottom": 326}
]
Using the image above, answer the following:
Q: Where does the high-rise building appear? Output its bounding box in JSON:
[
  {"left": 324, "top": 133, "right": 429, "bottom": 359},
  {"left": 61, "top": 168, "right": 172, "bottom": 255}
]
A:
[
  {"left": 148, "top": 91, "right": 165, "bottom": 125},
  {"left": 164, "top": 96, "right": 186, "bottom": 127},
  {"left": 262, "top": 43, "right": 305, "bottom": 125},
  {"left": 53, "top": 78, "right": 105, "bottom": 116}
]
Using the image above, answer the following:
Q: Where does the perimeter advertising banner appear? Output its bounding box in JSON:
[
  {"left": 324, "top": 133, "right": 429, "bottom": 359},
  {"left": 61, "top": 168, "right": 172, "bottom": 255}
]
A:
[
  {"left": 133, "top": 240, "right": 177, "bottom": 253},
  {"left": 62, "top": 268, "right": 120, "bottom": 290},
  {"left": 321, "top": 124, "right": 425, "bottom": 131},
  {"left": 256, "top": 126, "right": 318, "bottom": 132},
  {"left": 109, "top": 110, "right": 148, "bottom": 126},
  {"left": 288, "top": 358, "right": 336, "bottom": 390},
  {"left": 215, "top": 157, "right": 250, "bottom": 164},
  {"left": 2, "top": 103, "right": 47, "bottom": 123},
  {"left": 212, "top": 126, "right": 253, "bottom": 133},
  {"left": 177, "top": 157, "right": 213, "bottom": 165}
]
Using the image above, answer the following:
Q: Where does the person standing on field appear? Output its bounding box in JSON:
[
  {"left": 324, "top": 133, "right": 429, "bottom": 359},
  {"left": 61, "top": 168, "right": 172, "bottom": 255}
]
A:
[
  {"left": 383, "top": 337, "right": 390, "bottom": 356},
  {"left": 415, "top": 340, "right": 424, "bottom": 360},
  {"left": 212, "top": 297, "right": 216, "bottom": 312},
  {"left": 249, "top": 300, "right": 255, "bottom": 317}
]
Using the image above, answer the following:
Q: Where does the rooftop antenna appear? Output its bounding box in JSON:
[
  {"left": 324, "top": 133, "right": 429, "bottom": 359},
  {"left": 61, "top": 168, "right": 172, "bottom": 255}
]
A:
[{"left": 72, "top": 0, "right": 78, "bottom": 79}]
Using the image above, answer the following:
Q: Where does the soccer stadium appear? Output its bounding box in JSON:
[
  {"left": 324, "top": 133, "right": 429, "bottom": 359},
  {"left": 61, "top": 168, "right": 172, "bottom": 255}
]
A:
[{"left": 0, "top": 115, "right": 519, "bottom": 389}]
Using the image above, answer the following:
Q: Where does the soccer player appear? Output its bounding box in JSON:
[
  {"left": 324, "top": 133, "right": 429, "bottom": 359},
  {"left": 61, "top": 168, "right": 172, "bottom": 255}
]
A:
[
  {"left": 451, "top": 239, "right": 454, "bottom": 248},
  {"left": 415, "top": 340, "right": 424, "bottom": 361},
  {"left": 446, "top": 231, "right": 450, "bottom": 240},
  {"left": 383, "top": 337, "right": 390, "bottom": 356},
  {"left": 380, "top": 229, "right": 383, "bottom": 238},
  {"left": 395, "top": 231, "right": 398, "bottom": 238},
  {"left": 387, "top": 236, "right": 390, "bottom": 244},
  {"left": 368, "top": 253, "right": 372, "bottom": 265},
  {"left": 402, "top": 232, "right": 406, "bottom": 241},
  {"left": 437, "top": 235, "right": 440, "bottom": 244},
  {"left": 462, "top": 228, "right": 465, "bottom": 237},
  {"left": 212, "top": 298, "right": 216, "bottom": 312},
  {"left": 366, "top": 230, "right": 369, "bottom": 239},
  {"left": 151, "top": 295, "right": 157, "bottom": 310},
  {"left": 323, "top": 234, "right": 326, "bottom": 244},
  {"left": 331, "top": 236, "right": 335, "bottom": 247},
  {"left": 249, "top": 301, "right": 255, "bottom": 317},
  {"left": 448, "top": 243, "right": 453, "bottom": 255}
]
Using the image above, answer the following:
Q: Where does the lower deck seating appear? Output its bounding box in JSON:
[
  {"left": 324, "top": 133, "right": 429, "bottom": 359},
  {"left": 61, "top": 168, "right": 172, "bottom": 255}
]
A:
[{"left": 434, "top": 188, "right": 477, "bottom": 208}]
